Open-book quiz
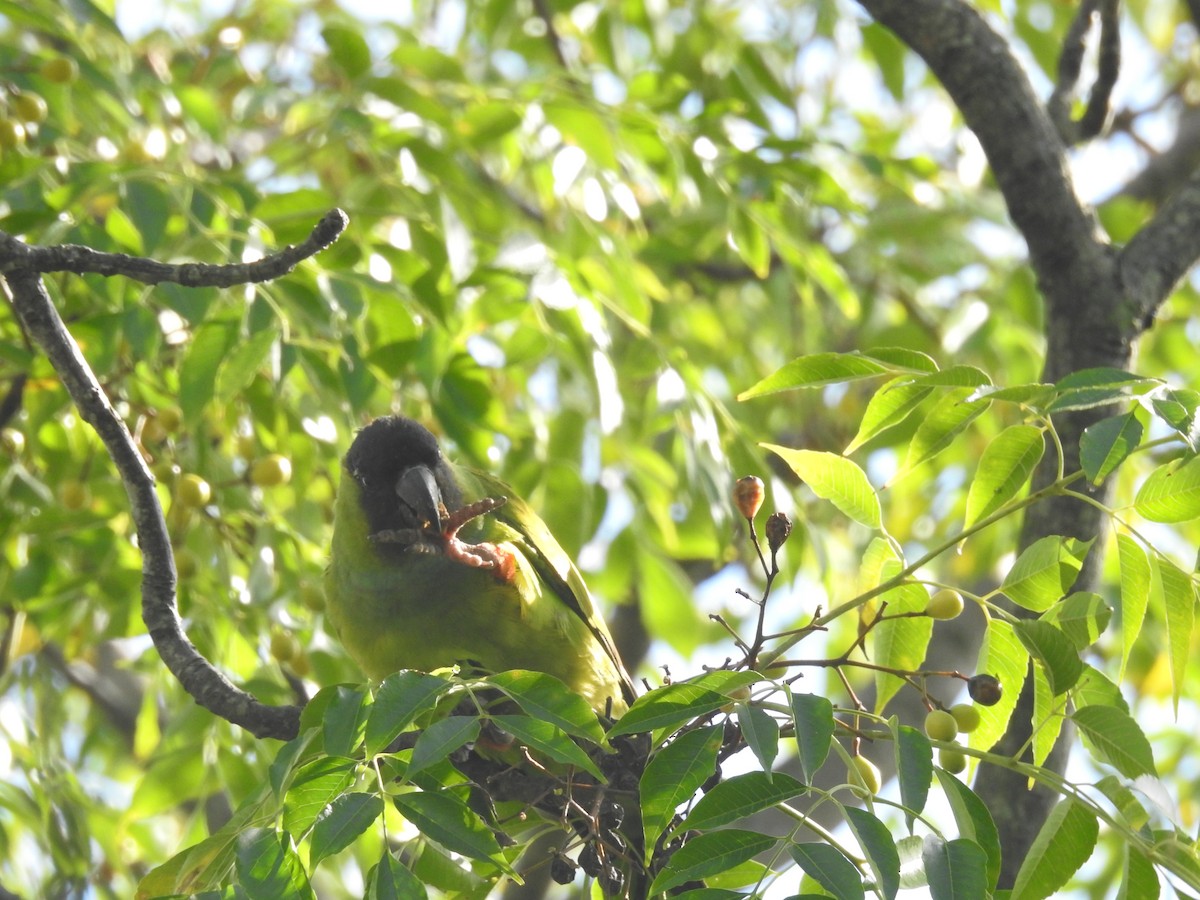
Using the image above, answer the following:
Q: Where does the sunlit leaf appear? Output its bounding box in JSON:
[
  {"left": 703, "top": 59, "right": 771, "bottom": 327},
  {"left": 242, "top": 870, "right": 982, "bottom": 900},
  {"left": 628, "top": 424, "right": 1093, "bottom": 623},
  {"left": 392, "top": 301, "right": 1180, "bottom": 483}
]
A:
[{"left": 763, "top": 445, "right": 881, "bottom": 528}]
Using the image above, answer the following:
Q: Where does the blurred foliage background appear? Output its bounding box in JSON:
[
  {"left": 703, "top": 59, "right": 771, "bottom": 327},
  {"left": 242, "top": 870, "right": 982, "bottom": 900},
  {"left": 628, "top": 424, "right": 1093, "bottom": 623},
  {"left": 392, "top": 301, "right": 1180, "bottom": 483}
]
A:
[{"left": 0, "top": 0, "right": 1197, "bottom": 896}]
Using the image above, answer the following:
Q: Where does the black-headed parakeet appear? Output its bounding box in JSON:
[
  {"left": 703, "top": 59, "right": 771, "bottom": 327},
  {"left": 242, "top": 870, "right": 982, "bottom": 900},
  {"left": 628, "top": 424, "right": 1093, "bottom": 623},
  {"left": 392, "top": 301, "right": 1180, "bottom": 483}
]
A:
[{"left": 324, "top": 416, "right": 635, "bottom": 715}]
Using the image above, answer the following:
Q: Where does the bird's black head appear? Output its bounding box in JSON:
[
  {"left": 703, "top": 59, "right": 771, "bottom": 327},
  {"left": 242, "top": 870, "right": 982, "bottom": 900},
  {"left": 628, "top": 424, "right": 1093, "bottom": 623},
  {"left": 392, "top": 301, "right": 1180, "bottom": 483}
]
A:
[{"left": 344, "top": 416, "right": 464, "bottom": 542}]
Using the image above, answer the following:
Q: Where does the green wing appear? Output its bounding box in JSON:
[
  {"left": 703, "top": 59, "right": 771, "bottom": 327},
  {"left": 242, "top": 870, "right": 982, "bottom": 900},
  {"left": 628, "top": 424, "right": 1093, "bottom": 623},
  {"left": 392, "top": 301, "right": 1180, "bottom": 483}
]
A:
[{"left": 454, "top": 463, "right": 637, "bottom": 705}]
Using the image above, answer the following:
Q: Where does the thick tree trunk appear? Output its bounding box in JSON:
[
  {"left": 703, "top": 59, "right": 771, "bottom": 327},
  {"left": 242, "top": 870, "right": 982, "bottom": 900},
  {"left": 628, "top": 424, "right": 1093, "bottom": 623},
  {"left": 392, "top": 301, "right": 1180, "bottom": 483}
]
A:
[{"left": 856, "top": 0, "right": 1200, "bottom": 885}]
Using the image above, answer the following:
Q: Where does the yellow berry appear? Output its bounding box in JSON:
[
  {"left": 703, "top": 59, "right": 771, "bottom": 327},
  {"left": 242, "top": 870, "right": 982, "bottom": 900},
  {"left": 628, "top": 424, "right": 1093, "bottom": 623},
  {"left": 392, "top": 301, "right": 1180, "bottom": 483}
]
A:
[
  {"left": 851, "top": 756, "right": 881, "bottom": 795},
  {"left": 269, "top": 630, "right": 299, "bottom": 663},
  {"left": 250, "top": 454, "right": 292, "bottom": 487},
  {"left": 177, "top": 474, "right": 212, "bottom": 508},
  {"left": 949, "top": 703, "right": 981, "bottom": 734},
  {"left": 156, "top": 407, "right": 183, "bottom": 433},
  {"left": 299, "top": 583, "right": 325, "bottom": 612},
  {"left": 0, "top": 120, "right": 25, "bottom": 149},
  {"left": 12, "top": 93, "right": 48, "bottom": 124},
  {"left": 60, "top": 480, "right": 90, "bottom": 510},
  {"left": 924, "top": 709, "right": 958, "bottom": 742},
  {"left": 40, "top": 57, "right": 79, "bottom": 84},
  {"left": 938, "top": 747, "right": 967, "bottom": 774},
  {"left": 926, "top": 588, "right": 965, "bottom": 620}
]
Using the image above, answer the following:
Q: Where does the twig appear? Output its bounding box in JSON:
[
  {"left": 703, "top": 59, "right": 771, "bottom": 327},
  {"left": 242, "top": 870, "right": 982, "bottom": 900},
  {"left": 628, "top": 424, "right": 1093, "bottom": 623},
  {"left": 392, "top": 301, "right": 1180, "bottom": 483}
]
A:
[
  {"left": 0, "top": 210, "right": 349, "bottom": 740},
  {"left": 0, "top": 208, "right": 347, "bottom": 286}
]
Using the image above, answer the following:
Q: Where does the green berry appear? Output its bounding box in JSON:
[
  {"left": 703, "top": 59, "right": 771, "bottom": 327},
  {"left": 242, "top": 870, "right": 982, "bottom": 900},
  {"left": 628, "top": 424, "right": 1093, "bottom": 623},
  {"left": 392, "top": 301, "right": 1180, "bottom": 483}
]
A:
[
  {"left": 177, "top": 474, "right": 212, "bottom": 508},
  {"left": 61, "top": 480, "right": 90, "bottom": 510},
  {"left": 924, "top": 709, "right": 958, "bottom": 742},
  {"left": 926, "top": 588, "right": 965, "bottom": 620},
  {"left": 851, "top": 756, "right": 881, "bottom": 795},
  {"left": 938, "top": 747, "right": 968, "bottom": 774},
  {"left": 950, "top": 703, "right": 981, "bottom": 733},
  {"left": 40, "top": 57, "right": 80, "bottom": 84},
  {"left": 250, "top": 454, "right": 292, "bottom": 487},
  {"left": 12, "top": 93, "right": 49, "bottom": 124}
]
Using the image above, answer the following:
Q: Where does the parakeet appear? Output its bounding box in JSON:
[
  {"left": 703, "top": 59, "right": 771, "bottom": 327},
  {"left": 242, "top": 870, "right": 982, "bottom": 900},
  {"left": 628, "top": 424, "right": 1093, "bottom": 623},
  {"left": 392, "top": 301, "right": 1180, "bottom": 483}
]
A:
[{"left": 324, "top": 415, "right": 636, "bottom": 714}]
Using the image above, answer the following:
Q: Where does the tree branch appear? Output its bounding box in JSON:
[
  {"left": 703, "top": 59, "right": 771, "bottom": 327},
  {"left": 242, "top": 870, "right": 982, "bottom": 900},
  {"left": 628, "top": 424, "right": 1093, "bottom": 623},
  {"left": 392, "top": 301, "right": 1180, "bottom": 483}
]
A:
[
  {"left": 0, "top": 208, "right": 347, "bottom": 286},
  {"left": 1048, "top": 0, "right": 1120, "bottom": 143},
  {"left": 855, "top": 0, "right": 1115, "bottom": 322},
  {"left": 0, "top": 210, "right": 349, "bottom": 741},
  {"left": 1120, "top": 166, "right": 1200, "bottom": 324}
]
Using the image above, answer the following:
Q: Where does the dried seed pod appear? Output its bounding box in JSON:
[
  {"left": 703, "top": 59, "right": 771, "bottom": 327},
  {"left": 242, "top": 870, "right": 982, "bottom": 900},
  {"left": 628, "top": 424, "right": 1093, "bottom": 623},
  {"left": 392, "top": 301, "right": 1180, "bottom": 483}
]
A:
[
  {"left": 968, "top": 673, "right": 1003, "bottom": 706},
  {"left": 733, "top": 476, "right": 765, "bottom": 519},
  {"left": 578, "top": 843, "right": 603, "bottom": 877},
  {"left": 765, "top": 511, "right": 793, "bottom": 553},
  {"left": 550, "top": 854, "right": 577, "bottom": 885}
]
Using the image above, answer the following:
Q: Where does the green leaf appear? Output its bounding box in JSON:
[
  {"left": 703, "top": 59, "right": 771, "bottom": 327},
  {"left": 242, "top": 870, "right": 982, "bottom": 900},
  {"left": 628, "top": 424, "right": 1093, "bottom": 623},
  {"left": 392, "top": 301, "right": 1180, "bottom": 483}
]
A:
[
  {"left": 729, "top": 205, "right": 771, "bottom": 278},
  {"left": 1001, "top": 535, "right": 1088, "bottom": 612},
  {"left": 862, "top": 347, "right": 939, "bottom": 372},
  {"left": 968, "top": 620, "right": 1029, "bottom": 755},
  {"left": 681, "top": 771, "right": 807, "bottom": 833},
  {"left": 1153, "top": 553, "right": 1196, "bottom": 715},
  {"left": 1146, "top": 387, "right": 1200, "bottom": 447},
  {"left": 235, "top": 828, "right": 314, "bottom": 900},
  {"left": 282, "top": 758, "right": 359, "bottom": 836},
  {"left": 490, "top": 715, "right": 604, "bottom": 780},
  {"left": 310, "top": 792, "right": 384, "bottom": 867},
  {"left": 1094, "top": 775, "right": 1151, "bottom": 832},
  {"left": 963, "top": 425, "right": 1044, "bottom": 527},
  {"left": 1030, "top": 665, "right": 1064, "bottom": 768},
  {"left": 104, "top": 206, "right": 144, "bottom": 253},
  {"left": 1013, "top": 620, "right": 1083, "bottom": 695},
  {"left": 406, "top": 717, "right": 480, "bottom": 780},
  {"left": 844, "top": 807, "right": 900, "bottom": 900},
  {"left": 367, "top": 851, "right": 427, "bottom": 900},
  {"left": 1039, "top": 592, "right": 1111, "bottom": 651},
  {"left": 1072, "top": 705, "right": 1157, "bottom": 778},
  {"left": 364, "top": 672, "right": 449, "bottom": 755},
  {"left": 1134, "top": 454, "right": 1200, "bottom": 522},
  {"left": 393, "top": 790, "right": 511, "bottom": 869},
  {"left": 318, "top": 686, "right": 368, "bottom": 759},
  {"left": 894, "top": 725, "right": 932, "bottom": 825},
  {"left": 641, "top": 726, "right": 723, "bottom": 850},
  {"left": 1080, "top": 411, "right": 1142, "bottom": 484},
  {"left": 738, "top": 352, "right": 889, "bottom": 400},
  {"left": 789, "top": 842, "right": 865, "bottom": 899},
  {"left": 215, "top": 327, "right": 278, "bottom": 403},
  {"left": 845, "top": 378, "right": 933, "bottom": 453},
  {"left": 789, "top": 692, "right": 834, "bottom": 785},
  {"left": 1071, "top": 665, "right": 1129, "bottom": 713},
  {"left": 1116, "top": 534, "right": 1150, "bottom": 678},
  {"left": 1009, "top": 799, "right": 1099, "bottom": 900},
  {"left": 322, "top": 25, "right": 372, "bottom": 79},
  {"left": 608, "top": 672, "right": 762, "bottom": 737},
  {"left": 179, "top": 316, "right": 239, "bottom": 420},
  {"left": 921, "top": 836, "right": 989, "bottom": 899},
  {"left": 903, "top": 388, "right": 989, "bottom": 472},
  {"left": 736, "top": 704, "right": 779, "bottom": 775},
  {"left": 1117, "top": 844, "right": 1160, "bottom": 900},
  {"left": 934, "top": 770, "right": 1001, "bottom": 889},
  {"left": 911, "top": 365, "right": 992, "bottom": 388},
  {"left": 650, "top": 830, "right": 778, "bottom": 895},
  {"left": 873, "top": 589, "right": 935, "bottom": 712},
  {"left": 762, "top": 446, "right": 881, "bottom": 528}
]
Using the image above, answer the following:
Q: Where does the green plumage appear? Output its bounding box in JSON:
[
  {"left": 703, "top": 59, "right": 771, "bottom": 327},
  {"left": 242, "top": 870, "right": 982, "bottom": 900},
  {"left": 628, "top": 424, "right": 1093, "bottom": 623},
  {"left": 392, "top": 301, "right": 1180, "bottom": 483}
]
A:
[{"left": 325, "top": 416, "right": 635, "bottom": 714}]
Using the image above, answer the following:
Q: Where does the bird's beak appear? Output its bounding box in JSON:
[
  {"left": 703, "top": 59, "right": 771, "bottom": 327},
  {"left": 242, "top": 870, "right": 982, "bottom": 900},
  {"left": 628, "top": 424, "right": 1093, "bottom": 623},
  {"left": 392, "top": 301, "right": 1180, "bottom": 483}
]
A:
[{"left": 396, "top": 464, "right": 445, "bottom": 534}]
